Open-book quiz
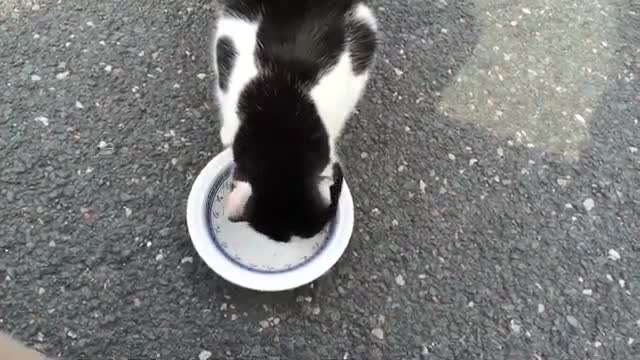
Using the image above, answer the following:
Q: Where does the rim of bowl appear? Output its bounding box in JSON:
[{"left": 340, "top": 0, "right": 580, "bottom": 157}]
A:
[{"left": 186, "top": 148, "right": 354, "bottom": 292}]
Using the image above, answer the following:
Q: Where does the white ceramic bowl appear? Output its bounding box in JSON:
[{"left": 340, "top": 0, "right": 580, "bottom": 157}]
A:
[{"left": 186, "top": 148, "right": 354, "bottom": 292}]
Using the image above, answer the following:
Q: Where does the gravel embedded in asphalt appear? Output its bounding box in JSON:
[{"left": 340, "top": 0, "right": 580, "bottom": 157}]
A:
[{"left": 1, "top": 0, "right": 639, "bottom": 359}]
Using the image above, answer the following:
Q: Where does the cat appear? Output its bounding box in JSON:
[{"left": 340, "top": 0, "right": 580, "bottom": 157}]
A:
[
  {"left": 212, "top": 0, "right": 378, "bottom": 242},
  {"left": 0, "top": 331, "right": 53, "bottom": 360}
]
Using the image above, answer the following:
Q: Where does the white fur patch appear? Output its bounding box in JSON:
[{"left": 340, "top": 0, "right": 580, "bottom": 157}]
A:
[
  {"left": 310, "top": 4, "right": 376, "bottom": 150},
  {"left": 310, "top": 51, "right": 370, "bottom": 144},
  {"left": 353, "top": 3, "right": 378, "bottom": 31},
  {"left": 224, "top": 181, "right": 252, "bottom": 220},
  {"left": 213, "top": 16, "right": 260, "bottom": 147}
]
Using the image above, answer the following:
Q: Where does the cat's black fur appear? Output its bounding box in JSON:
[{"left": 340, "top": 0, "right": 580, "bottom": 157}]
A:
[
  {"left": 218, "top": 0, "right": 375, "bottom": 242},
  {"left": 215, "top": 36, "right": 236, "bottom": 91},
  {"left": 231, "top": 73, "right": 344, "bottom": 241}
]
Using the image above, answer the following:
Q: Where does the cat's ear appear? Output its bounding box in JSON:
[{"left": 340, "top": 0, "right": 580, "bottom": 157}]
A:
[
  {"left": 317, "top": 162, "right": 344, "bottom": 207},
  {"left": 224, "top": 181, "right": 252, "bottom": 222},
  {"left": 317, "top": 176, "right": 334, "bottom": 206}
]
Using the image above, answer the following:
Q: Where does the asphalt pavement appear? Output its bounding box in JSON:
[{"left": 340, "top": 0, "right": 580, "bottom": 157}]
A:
[{"left": 1, "top": 0, "right": 639, "bottom": 359}]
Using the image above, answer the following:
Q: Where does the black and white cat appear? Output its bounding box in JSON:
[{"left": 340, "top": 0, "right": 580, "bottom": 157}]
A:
[{"left": 212, "top": 0, "right": 378, "bottom": 242}]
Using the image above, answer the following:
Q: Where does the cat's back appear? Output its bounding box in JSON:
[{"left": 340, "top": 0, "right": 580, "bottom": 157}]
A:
[
  {"left": 214, "top": 0, "right": 377, "bottom": 141},
  {"left": 216, "top": 1, "right": 378, "bottom": 81}
]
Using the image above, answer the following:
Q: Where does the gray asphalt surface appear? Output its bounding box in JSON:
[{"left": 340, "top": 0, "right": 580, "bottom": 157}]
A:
[{"left": 1, "top": 0, "right": 639, "bottom": 359}]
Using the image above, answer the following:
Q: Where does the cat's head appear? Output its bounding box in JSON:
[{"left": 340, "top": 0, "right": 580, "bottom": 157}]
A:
[
  {"left": 222, "top": 75, "right": 343, "bottom": 242},
  {"left": 224, "top": 161, "right": 343, "bottom": 242}
]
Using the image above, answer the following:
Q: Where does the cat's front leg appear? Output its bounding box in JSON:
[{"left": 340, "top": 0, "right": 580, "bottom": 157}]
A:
[
  {"left": 219, "top": 110, "right": 240, "bottom": 147},
  {"left": 219, "top": 123, "right": 236, "bottom": 147},
  {"left": 217, "top": 96, "right": 240, "bottom": 147}
]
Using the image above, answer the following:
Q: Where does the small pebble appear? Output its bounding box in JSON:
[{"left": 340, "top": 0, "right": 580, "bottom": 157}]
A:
[
  {"left": 75, "top": 101, "right": 84, "bottom": 109},
  {"left": 566, "top": 315, "right": 579, "bottom": 327},
  {"left": 56, "top": 71, "right": 70, "bottom": 80},
  {"left": 197, "top": 73, "right": 207, "bottom": 80},
  {"left": 419, "top": 180, "right": 427, "bottom": 193},
  {"left": 181, "top": 256, "right": 194, "bottom": 264},
  {"left": 35, "top": 116, "right": 49, "bottom": 126},
  {"left": 510, "top": 319, "right": 521, "bottom": 334},
  {"left": 538, "top": 304, "right": 545, "bottom": 313},
  {"left": 371, "top": 328, "right": 384, "bottom": 340},
  {"left": 312, "top": 307, "right": 321, "bottom": 315},
  {"left": 583, "top": 198, "right": 595, "bottom": 211},
  {"left": 582, "top": 289, "right": 593, "bottom": 296},
  {"left": 198, "top": 350, "right": 212, "bottom": 360},
  {"left": 395, "top": 275, "right": 405, "bottom": 286},
  {"left": 608, "top": 249, "right": 621, "bottom": 261},
  {"left": 31, "top": 74, "right": 42, "bottom": 81},
  {"left": 259, "top": 320, "right": 270, "bottom": 328}
]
